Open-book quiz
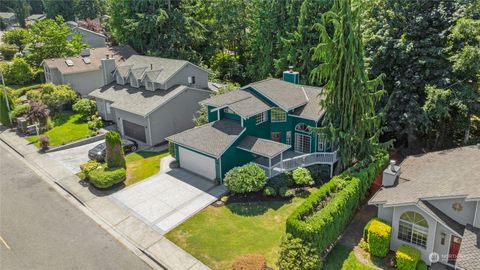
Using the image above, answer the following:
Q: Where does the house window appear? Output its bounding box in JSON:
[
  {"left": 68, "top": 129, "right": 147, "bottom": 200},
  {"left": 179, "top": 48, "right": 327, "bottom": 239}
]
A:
[
  {"left": 130, "top": 77, "right": 138, "bottom": 87},
  {"left": 271, "top": 132, "right": 281, "bottom": 142},
  {"left": 295, "top": 123, "right": 311, "bottom": 133},
  {"left": 295, "top": 133, "right": 311, "bottom": 153},
  {"left": 398, "top": 211, "right": 429, "bottom": 249},
  {"left": 271, "top": 107, "right": 286, "bottom": 122},
  {"left": 44, "top": 66, "right": 51, "bottom": 81},
  {"left": 188, "top": 76, "right": 196, "bottom": 84},
  {"left": 255, "top": 111, "right": 267, "bottom": 125},
  {"left": 318, "top": 133, "right": 326, "bottom": 152},
  {"left": 286, "top": 131, "right": 292, "bottom": 145}
]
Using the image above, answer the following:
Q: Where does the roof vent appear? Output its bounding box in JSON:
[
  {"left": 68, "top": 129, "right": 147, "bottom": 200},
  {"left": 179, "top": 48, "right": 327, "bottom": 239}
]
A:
[
  {"left": 82, "top": 57, "right": 91, "bottom": 64},
  {"left": 65, "top": 59, "right": 74, "bottom": 66}
]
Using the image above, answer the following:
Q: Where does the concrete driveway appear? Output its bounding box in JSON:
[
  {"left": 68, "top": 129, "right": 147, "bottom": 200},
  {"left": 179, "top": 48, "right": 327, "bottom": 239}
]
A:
[
  {"left": 46, "top": 140, "right": 104, "bottom": 174},
  {"left": 111, "top": 169, "right": 226, "bottom": 234}
]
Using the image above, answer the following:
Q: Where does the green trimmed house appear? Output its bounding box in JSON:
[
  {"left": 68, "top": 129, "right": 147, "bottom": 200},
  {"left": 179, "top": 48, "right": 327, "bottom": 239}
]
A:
[{"left": 166, "top": 71, "right": 339, "bottom": 183}]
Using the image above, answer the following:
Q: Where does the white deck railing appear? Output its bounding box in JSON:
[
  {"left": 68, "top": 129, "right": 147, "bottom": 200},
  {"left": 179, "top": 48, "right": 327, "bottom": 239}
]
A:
[{"left": 255, "top": 151, "right": 338, "bottom": 178}]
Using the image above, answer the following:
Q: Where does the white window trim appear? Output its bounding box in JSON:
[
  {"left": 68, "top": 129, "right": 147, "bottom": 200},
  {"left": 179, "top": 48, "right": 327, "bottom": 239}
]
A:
[
  {"left": 398, "top": 212, "right": 429, "bottom": 249},
  {"left": 255, "top": 111, "right": 267, "bottom": 125},
  {"left": 295, "top": 133, "right": 311, "bottom": 154},
  {"left": 106, "top": 102, "right": 111, "bottom": 114},
  {"left": 286, "top": 131, "right": 292, "bottom": 145},
  {"left": 271, "top": 107, "right": 286, "bottom": 122},
  {"left": 318, "top": 133, "right": 326, "bottom": 152},
  {"left": 295, "top": 123, "right": 311, "bottom": 133}
]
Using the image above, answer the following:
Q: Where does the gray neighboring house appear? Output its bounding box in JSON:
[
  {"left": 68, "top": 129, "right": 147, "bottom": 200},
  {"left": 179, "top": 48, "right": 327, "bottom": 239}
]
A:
[
  {"left": 369, "top": 146, "right": 480, "bottom": 269},
  {"left": 89, "top": 55, "right": 211, "bottom": 146},
  {"left": 67, "top": 21, "right": 106, "bottom": 48},
  {"left": 26, "top": 14, "right": 45, "bottom": 24},
  {"left": 41, "top": 46, "right": 136, "bottom": 96}
]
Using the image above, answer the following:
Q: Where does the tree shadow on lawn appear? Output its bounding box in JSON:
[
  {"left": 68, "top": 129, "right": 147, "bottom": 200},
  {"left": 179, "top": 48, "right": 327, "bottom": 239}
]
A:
[
  {"left": 51, "top": 111, "right": 73, "bottom": 126},
  {"left": 226, "top": 200, "right": 290, "bottom": 216}
]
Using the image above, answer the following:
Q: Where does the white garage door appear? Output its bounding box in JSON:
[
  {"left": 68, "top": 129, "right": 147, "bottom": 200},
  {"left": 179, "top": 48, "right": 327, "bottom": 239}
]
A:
[{"left": 178, "top": 147, "right": 216, "bottom": 180}]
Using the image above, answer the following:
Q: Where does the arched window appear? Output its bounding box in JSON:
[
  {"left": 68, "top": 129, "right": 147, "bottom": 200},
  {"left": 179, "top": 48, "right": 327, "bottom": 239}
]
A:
[
  {"left": 398, "top": 211, "right": 429, "bottom": 248},
  {"left": 295, "top": 123, "right": 310, "bottom": 133}
]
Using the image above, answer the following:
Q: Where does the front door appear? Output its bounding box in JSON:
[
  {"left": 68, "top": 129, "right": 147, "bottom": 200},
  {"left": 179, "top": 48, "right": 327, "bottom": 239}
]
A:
[
  {"left": 448, "top": 236, "right": 462, "bottom": 264},
  {"left": 295, "top": 133, "right": 311, "bottom": 153}
]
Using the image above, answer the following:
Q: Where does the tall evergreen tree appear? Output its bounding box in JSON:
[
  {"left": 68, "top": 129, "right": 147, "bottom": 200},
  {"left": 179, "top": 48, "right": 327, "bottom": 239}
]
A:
[
  {"left": 43, "top": 0, "right": 76, "bottom": 21},
  {"left": 311, "top": 0, "right": 385, "bottom": 167},
  {"left": 76, "top": 0, "right": 105, "bottom": 20}
]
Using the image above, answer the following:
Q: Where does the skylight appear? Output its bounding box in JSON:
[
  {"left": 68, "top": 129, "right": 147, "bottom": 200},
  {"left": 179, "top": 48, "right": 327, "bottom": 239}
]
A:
[
  {"left": 83, "top": 57, "right": 91, "bottom": 64},
  {"left": 65, "top": 59, "right": 74, "bottom": 66}
]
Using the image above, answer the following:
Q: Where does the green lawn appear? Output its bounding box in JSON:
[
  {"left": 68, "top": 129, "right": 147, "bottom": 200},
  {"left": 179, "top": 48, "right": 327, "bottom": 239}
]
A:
[
  {"left": 26, "top": 112, "right": 93, "bottom": 147},
  {"left": 125, "top": 150, "right": 170, "bottom": 186},
  {"left": 324, "top": 245, "right": 377, "bottom": 270},
  {"left": 165, "top": 194, "right": 314, "bottom": 270}
]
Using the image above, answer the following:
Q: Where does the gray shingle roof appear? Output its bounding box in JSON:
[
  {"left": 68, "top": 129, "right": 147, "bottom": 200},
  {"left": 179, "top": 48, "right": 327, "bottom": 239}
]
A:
[
  {"left": 457, "top": 224, "right": 480, "bottom": 270},
  {"left": 200, "top": 90, "right": 271, "bottom": 118},
  {"left": 237, "top": 136, "right": 291, "bottom": 158},
  {"left": 116, "top": 55, "right": 192, "bottom": 84},
  {"left": 249, "top": 78, "right": 311, "bottom": 111},
  {"left": 43, "top": 46, "right": 136, "bottom": 75},
  {"left": 89, "top": 84, "right": 197, "bottom": 116},
  {"left": 369, "top": 146, "right": 480, "bottom": 206},
  {"left": 166, "top": 119, "right": 244, "bottom": 158},
  {"left": 418, "top": 200, "right": 465, "bottom": 236},
  {"left": 292, "top": 86, "right": 326, "bottom": 121}
]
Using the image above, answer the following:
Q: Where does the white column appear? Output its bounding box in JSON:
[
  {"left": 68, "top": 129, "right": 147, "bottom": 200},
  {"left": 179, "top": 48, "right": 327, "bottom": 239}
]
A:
[
  {"left": 269, "top": 158, "right": 272, "bottom": 178},
  {"left": 281, "top": 152, "right": 284, "bottom": 171}
]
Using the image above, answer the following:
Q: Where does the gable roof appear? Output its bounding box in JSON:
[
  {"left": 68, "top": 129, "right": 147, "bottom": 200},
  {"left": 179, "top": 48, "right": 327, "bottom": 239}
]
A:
[
  {"left": 115, "top": 55, "right": 205, "bottom": 85},
  {"left": 237, "top": 136, "right": 291, "bottom": 158},
  {"left": 0, "top": 12, "right": 15, "bottom": 20},
  {"left": 291, "top": 86, "right": 326, "bottom": 121},
  {"left": 418, "top": 200, "right": 465, "bottom": 236},
  {"left": 456, "top": 224, "right": 480, "bottom": 270},
  {"left": 89, "top": 83, "right": 207, "bottom": 117},
  {"left": 369, "top": 146, "right": 480, "bottom": 206},
  {"left": 42, "top": 46, "right": 136, "bottom": 75},
  {"left": 166, "top": 119, "right": 245, "bottom": 158},
  {"left": 248, "top": 78, "right": 312, "bottom": 111},
  {"left": 200, "top": 89, "right": 271, "bottom": 118}
]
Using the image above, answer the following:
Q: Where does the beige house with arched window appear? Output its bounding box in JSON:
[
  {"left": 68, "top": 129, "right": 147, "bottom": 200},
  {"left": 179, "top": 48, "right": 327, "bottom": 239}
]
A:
[{"left": 369, "top": 146, "right": 480, "bottom": 269}]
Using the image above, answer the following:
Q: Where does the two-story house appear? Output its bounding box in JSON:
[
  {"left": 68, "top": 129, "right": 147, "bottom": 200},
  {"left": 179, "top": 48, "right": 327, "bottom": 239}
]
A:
[
  {"left": 89, "top": 55, "right": 212, "bottom": 146},
  {"left": 166, "top": 71, "right": 339, "bottom": 182},
  {"left": 369, "top": 146, "right": 480, "bottom": 269}
]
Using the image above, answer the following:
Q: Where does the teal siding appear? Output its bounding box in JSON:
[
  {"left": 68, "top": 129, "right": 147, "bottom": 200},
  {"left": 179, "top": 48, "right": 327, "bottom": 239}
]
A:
[
  {"left": 207, "top": 105, "right": 218, "bottom": 122},
  {"left": 243, "top": 114, "right": 270, "bottom": 138},
  {"left": 219, "top": 132, "right": 257, "bottom": 183}
]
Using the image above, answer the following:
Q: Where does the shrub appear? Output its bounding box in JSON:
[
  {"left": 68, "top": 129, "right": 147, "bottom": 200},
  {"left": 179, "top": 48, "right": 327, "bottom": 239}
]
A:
[
  {"left": 292, "top": 167, "right": 313, "bottom": 186},
  {"left": 73, "top": 98, "right": 97, "bottom": 120},
  {"left": 286, "top": 150, "right": 389, "bottom": 252},
  {"left": 9, "top": 103, "right": 30, "bottom": 119},
  {"left": 87, "top": 113, "right": 103, "bottom": 130},
  {"left": 27, "top": 100, "right": 50, "bottom": 125},
  {"left": 2, "top": 28, "right": 30, "bottom": 48},
  {"left": 88, "top": 166, "right": 126, "bottom": 189},
  {"left": 366, "top": 218, "right": 391, "bottom": 257},
  {"left": 80, "top": 160, "right": 101, "bottom": 176},
  {"left": 277, "top": 234, "right": 322, "bottom": 270},
  {"left": 307, "top": 164, "right": 330, "bottom": 184},
  {"left": 263, "top": 186, "right": 277, "bottom": 197},
  {"left": 0, "top": 57, "right": 35, "bottom": 85},
  {"left": 278, "top": 187, "right": 294, "bottom": 198},
  {"left": 416, "top": 260, "right": 427, "bottom": 270},
  {"left": 0, "top": 44, "right": 18, "bottom": 60},
  {"left": 39, "top": 135, "right": 50, "bottom": 150},
  {"left": 40, "top": 84, "right": 78, "bottom": 111},
  {"left": 231, "top": 254, "right": 267, "bottom": 270},
  {"left": 396, "top": 244, "right": 421, "bottom": 270},
  {"left": 105, "top": 131, "right": 126, "bottom": 169},
  {"left": 224, "top": 163, "right": 267, "bottom": 193},
  {"left": 16, "top": 84, "right": 44, "bottom": 97},
  {"left": 266, "top": 173, "right": 293, "bottom": 193}
]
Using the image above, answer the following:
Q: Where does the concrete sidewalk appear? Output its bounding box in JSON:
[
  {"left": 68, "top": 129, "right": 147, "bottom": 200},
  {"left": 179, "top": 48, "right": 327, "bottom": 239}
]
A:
[{"left": 0, "top": 128, "right": 212, "bottom": 270}]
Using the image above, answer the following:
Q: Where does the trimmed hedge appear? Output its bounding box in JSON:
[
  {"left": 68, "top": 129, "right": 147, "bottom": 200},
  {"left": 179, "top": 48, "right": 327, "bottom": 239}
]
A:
[
  {"left": 286, "top": 150, "right": 388, "bottom": 252},
  {"left": 366, "top": 218, "right": 391, "bottom": 257},
  {"left": 88, "top": 166, "right": 126, "bottom": 189},
  {"left": 416, "top": 260, "right": 427, "bottom": 270},
  {"left": 396, "top": 244, "right": 421, "bottom": 270}
]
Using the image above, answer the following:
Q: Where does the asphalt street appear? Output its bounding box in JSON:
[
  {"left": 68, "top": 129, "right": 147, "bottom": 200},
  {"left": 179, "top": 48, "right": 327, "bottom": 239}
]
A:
[{"left": 0, "top": 142, "right": 151, "bottom": 270}]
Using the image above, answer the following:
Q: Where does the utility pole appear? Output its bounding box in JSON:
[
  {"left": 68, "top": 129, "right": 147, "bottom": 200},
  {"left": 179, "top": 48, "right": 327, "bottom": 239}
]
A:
[{"left": 0, "top": 69, "right": 12, "bottom": 126}]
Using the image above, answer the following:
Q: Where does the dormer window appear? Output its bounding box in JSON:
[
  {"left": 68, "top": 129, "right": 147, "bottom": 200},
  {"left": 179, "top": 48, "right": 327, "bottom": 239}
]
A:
[
  {"left": 146, "top": 80, "right": 155, "bottom": 91},
  {"left": 116, "top": 73, "right": 124, "bottom": 85},
  {"left": 188, "top": 76, "right": 196, "bottom": 85},
  {"left": 255, "top": 111, "right": 267, "bottom": 125},
  {"left": 130, "top": 76, "right": 139, "bottom": 88}
]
